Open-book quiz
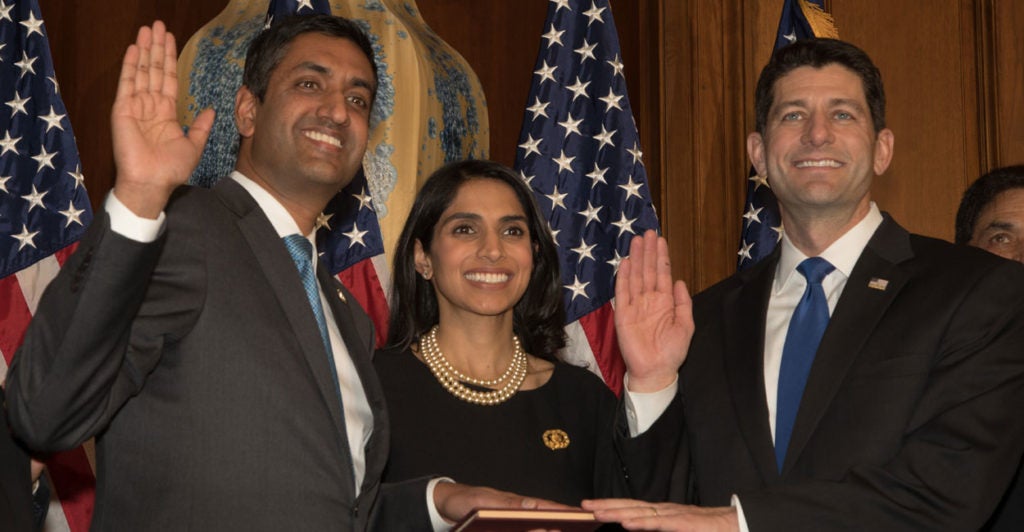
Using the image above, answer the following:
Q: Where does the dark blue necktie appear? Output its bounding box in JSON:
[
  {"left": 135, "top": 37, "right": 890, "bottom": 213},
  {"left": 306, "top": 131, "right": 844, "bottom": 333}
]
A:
[{"left": 775, "top": 257, "right": 835, "bottom": 471}]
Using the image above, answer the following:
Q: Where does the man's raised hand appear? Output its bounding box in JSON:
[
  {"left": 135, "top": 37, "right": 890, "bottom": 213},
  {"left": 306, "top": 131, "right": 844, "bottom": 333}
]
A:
[{"left": 111, "top": 21, "right": 215, "bottom": 218}]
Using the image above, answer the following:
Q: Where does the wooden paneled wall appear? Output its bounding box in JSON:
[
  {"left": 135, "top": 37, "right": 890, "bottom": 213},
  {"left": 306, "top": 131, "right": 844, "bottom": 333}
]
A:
[{"left": 41, "top": 1, "right": 1023, "bottom": 292}]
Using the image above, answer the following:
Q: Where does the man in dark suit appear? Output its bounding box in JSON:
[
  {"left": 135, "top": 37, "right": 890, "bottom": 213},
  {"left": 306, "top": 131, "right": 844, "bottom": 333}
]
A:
[
  {"left": 4, "top": 15, "right": 554, "bottom": 530},
  {"left": 957, "top": 165, "right": 1024, "bottom": 531},
  {"left": 586, "top": 39, "right": 1024, "bottom": 530}
]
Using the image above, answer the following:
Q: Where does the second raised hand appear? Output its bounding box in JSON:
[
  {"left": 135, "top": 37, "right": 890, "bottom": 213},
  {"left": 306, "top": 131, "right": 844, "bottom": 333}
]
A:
[{"left": 614, "top": 230, "right": 694, "bottom": 392}]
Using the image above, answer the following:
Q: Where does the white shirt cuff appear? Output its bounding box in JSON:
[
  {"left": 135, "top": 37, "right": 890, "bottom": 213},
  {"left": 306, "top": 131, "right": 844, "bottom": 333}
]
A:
[
  {"left": 427, "top": 477, "right": 455, "bottom": 531},
  {"left": 105, "top": 191, "right": 165, "bottom": 243},
  {"left": 731, "top": 494, "right": 751, "bottom": 532},
  {"left": 623, "top": 373, "right": 678, "bottom": 436}
]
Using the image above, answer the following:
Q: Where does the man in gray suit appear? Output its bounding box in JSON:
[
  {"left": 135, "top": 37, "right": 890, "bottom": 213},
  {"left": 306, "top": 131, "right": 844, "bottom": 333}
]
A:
[
  {"left": 5, "top": 14, "right": 551, "bottom": 530},
  {"left": 587, "top": 38, "right": 1024, "bottom": 530}
]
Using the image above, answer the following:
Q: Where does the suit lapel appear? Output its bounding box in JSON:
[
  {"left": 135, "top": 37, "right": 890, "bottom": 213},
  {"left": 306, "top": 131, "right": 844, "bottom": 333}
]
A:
[
  {"left": 783, "top": 216, "right": 914, "bottom": 472},
  {"left": 317, "top": 266, "right": 390, "bottom": 496},
  {"left": 216, "top": 180, "right": 356, "bottom": 475},
  {"left": 723, "top": 254, "right": 782, "bottom": 484}
]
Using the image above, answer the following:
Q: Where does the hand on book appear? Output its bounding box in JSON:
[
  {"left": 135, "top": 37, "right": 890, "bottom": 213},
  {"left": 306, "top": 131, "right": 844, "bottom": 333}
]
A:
[
  {"left": 434, "top": 482, "right": 573, "bottom": 524},
  {"left": 582, "top": 498, "right": 738, "bottom": 531}
]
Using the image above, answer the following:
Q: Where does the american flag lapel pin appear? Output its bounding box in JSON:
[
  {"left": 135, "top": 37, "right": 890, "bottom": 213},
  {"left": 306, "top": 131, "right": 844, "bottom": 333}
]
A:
[{"left": 868, "top": 278, "right": 889, "bottom": 291}]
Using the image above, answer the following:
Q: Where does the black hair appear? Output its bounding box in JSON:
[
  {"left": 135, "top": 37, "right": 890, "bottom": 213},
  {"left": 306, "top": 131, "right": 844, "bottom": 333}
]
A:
[
  {"left": 386, "top": 160, "right": 566, "bottom": 360},
  {"left": 754, "top": 38, "right": 885, "bottom": 135},
  {"left": 242, "top": 14, "right": 377, "bottom": 102},
  {"left": 955, "top": 165, "right": 1024, "bottom": 244}
]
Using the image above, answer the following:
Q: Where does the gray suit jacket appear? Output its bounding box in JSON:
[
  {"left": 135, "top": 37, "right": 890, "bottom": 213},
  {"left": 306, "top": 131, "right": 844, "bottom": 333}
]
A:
[
  {"left": 622, "top": 215, "right": 1024, "bottom": 530},
  {"left": 5, "top": 179, "right": 428, "bottom": 530}
]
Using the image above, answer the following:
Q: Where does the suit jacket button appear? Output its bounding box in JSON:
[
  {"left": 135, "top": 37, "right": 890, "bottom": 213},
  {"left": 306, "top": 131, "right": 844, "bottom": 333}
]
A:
[{"left": 351, "top": 506, "right": 358, "bottom": 518}]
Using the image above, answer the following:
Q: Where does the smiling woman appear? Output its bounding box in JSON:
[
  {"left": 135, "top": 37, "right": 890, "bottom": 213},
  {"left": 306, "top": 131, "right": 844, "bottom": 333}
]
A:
[{"left": 374, "top": 160, "right": 626, "bottom": 505}]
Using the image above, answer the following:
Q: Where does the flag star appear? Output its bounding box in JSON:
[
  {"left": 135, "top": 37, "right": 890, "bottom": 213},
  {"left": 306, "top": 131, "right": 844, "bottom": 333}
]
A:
[
  {"left": 749, "top": 173, "right": 769, "bottom": 190},
  {"left": 22, "top": 185, "right": 48, "bottom": 212},
  {"left": 0, "top": 175, "right": 11, "bottom": 193},
  {"left": 519, "top": 170, "right": 535, "bottom": 187},
  {"left": 0, "top": 1, "right": 14, "bottom": 22},
  {"left": 565, "top": 76, "right": 590, "bottom": 102},
  {"left": 0, "top": 42, "right": 4, "bottom": 57},
  {"left": 552, "top": 149, "right": 576, "bottom": 174},
  {"left": 549, "top": 225, "right": 561, "bottom": 244},
  {"left": 541, "top": 24, "right": 565, "bottom": 48},
  {"left": 59, "top": 201, "right": 85, "bottom": 227},
  {"left": 11, "top": 225, "right": 39, "bottom": 251},
  {"left": 14, "top": 51, "right": 37, "bottom": 78},
  {"left": 572, "top": 239, "right": 597, "bottom": 262},
  {"left": 783, "top": 30, "right": 797, "bottom": 43},
  {"left": 627, "top": 142, "right": 644, "bottom": 165},
  {"left": 48, "top": 76, "right": 59, "bottom": 93},
  {"left": 607, "top": 53, "right": 625, "bottom": 78},
  {"left": 593, "top": 125, "right": 616, "bottom": 150},
  {"left": 577, "top": 201, "right": 603, "bottom": 227},
  {"left": 558, "top": 113, "right": 583, "bottom": 139},
  {"left": 6, "top": 91, "right": 30, "bottom": 117},
  {"left": 598, "top": 87, "right": 623, "bottom": 111},
  {"left": 742, "top": 204, "right": 763, "bottom": 226},
  {"left": 611, "top": 212, "right": 637, "bottom": 236},
  {"left": 67, "top": 165, "right": 85, "bottom": 188},
  {"left": 19, "top": 10, "right": 45, "bottom": 37},
  {"left": 737, "top": 240, "right": 755, "bottom": 261},
  {"left": 31, "top": 146, "right": 57, "bottom": 172},
  {"left": 0, "top": 131, "right": 20, "bottom": 156},
  {"left": 618, "top": 176, "right": 644, "bottom": 200},
  {"left": 315, "top": 211, "right": 334, "bottom": 231},
  {"left": 583, "top": 2, "right": 607, "bottom": 26},
  {"left": 586, "top": 163, "right": 608, "bottom": 185},
  {"left": 608, "top": 249, "right": 624, "bottom": 273},
  {"left": 352, "top": 187, "right": 374, "bottom": 210},
  {"left": 550, "top": 0, "right": 571, "bottom": 13},
  {"left": 296, "top": 0, "right": 314, "bottom": 11},
  {"left": 566, "top": 275, "right": 590, "bottom": 301},
  {"left": 574, "top": 39, "right": 598, "bottom": 64},
  {"left": 772, "top": 223, "right": 785, "bottom": 242},
  {"left": 518, "top": 134, "right": 542, "bottom": 158},
  {"left": 343, "top": 223, "right": 369, "bottom": 248},
  {"left": 534, "top": 60, "right": 558, "bottom": 84},
  {"left": 526, "top": 97, "right": 549, "bottom": 120},
  {"left": 40, "top": 106, "right": 66, "bottom": 132},
  {"left": 545, "top": 186, "right": 568, "bottom": 211}
]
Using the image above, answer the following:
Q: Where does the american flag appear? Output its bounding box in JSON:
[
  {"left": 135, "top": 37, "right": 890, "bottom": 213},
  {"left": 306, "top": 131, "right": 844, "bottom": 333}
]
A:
[
  {"left": 514, "top": 0, "right": 658, "bottom": 396},
  {"left": 265, "top": 0, "right": 391, "bottom": 347},
  {"left": 737, "top": 0, "right": 836, "bottom": 269},
  {"left": 0, "top": 0, "right": 96, "bottom": 530}
]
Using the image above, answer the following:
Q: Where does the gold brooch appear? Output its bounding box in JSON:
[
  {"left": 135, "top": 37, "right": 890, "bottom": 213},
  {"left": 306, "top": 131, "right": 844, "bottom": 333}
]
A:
[{"left": 542, "top": 429, "right": 570, "bottom": 450}]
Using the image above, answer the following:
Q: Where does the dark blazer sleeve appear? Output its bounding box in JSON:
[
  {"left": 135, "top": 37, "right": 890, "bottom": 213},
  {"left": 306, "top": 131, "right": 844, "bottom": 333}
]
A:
[
  {"left": 5, "top": 211, "right": 202, "bottom": 451},
  {"left": 615, "top": 389, "right": 690, "bottom": 502},
  {"left": 738, "top": 258, "right": 1024, "bottom": 531},
  {"left": 370, "top": 477, "right": 432, "bottom": 530}
]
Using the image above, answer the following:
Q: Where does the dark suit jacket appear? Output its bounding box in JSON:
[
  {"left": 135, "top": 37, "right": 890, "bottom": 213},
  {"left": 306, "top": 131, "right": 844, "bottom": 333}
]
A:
[
  {"left": 623, "top": 215, "right": 1024, "bottom": 530},
  {"left": 1, "top": 388, "right": 33, "bottom": 532},
  {"left": 4, "top": 179, "right": 428, "bottom": 530}
]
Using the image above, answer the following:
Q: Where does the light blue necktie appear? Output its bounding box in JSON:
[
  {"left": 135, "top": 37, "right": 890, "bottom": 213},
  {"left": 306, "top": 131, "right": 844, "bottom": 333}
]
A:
[
  {"left": 775, "top": 257, "right": 835, "bottom": 471},
  {"left": 283, "top": 235, "right": 333, "bottom": 358}
]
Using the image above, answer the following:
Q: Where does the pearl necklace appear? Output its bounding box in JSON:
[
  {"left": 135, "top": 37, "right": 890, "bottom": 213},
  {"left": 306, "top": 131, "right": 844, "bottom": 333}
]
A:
[{"left": 419, "top": 325, "right": 528, "bottom": 406}]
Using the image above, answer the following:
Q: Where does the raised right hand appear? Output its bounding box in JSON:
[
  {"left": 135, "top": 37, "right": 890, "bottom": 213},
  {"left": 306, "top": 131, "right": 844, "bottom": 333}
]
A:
[
  {"left": 615, "top": 230, "right": 694, "bottom": 392},
  {"left": 111, "top": 21, "right": 214, "bottom": 219}
]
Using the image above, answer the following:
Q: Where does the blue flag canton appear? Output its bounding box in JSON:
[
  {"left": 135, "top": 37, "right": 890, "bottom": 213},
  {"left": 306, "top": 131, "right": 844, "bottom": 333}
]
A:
[
  {"left": 316, "top": 169, "right": 385, "bottom": 275},
  {"left": 514, "top": 0, "right": 658, "bottom": 322},
  {"left": 0, "top": 0, "right": 92, "bottom": 279},
  {"left": 737, "top": 0, "right": 822, "bottom": 270}
]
